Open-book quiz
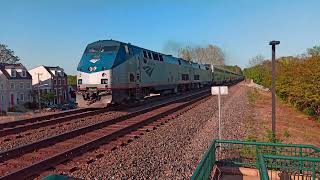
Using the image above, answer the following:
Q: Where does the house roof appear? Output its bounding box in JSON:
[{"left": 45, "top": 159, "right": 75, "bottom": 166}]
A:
[
  {"left": 0, "top": 63, "right": 32, "bottom": 80},
  {"left": 43, "top": 66, "right": 68, "bottom": 77}
]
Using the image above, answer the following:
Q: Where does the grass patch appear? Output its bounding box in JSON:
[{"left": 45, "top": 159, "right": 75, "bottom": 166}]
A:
[
  {"left": 264, "top": 129, "right": 281, "bottom": 143},
  {"left": 283, "top": 128, "right": 290, "bottom": 138},
  {"left": 247, "top": 89, "right": 259, "bottom": 104}
]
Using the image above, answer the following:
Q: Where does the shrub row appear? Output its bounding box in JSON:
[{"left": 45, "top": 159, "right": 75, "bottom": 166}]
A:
[{"left": 244, "top": 56, "right": 320, "bottom": 121}]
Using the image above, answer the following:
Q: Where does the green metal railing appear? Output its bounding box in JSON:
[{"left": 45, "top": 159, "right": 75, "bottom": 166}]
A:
[{"left": 191, "top": 140, "right": 320, "bottom": 180}]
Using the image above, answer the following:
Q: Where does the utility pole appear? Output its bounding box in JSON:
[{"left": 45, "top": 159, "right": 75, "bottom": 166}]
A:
[
  {"left": 37, "top": 73, "right": 42, "bottom": 110},
  {"left": 269, "top": 40, "right": 280, "bottom": 141}
]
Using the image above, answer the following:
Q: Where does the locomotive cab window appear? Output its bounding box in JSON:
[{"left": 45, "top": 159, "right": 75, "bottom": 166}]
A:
[
  {"left": 85, "top": 47, "right": 99, "bottom": 53},
  {"left": 101, "top": 46, "right": 118, "bottom": 52}
]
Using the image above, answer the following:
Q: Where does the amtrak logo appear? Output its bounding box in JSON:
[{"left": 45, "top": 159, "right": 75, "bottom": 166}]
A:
[
  {"left": 90, "top": 58, "right": 100, "bottom": 63},
  {"left": 143, "top": 66, "right": 154, "bottom": 77},
  {"left": 90, "top": 54, "right": 100, "bottom": 63}
]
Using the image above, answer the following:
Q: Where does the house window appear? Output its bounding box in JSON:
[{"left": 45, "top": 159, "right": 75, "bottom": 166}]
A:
[
  {"left": 194, "top": 75, "right": 200, "bottom": 80},
  {"left": 0, "top": 84, "right": 3, "bottom": 89},
  {"left": 54, "top": 80, "right": 57, "bottom": 85},
  {"left": 58, "top": 79, "right": 61, "bottom": 85},
  {"left": 22, "top": 70, "right": 26, "bottom": 77},
  {"left": 20, "top": 94, "right": 24, "bottom": 102},
  {"left": 10, "top": 83, "right": 14, "bottom": 89},
  {"left": 11, "top": 69, "right": 16, "bottom": 77},
  {"left": 25, "top": 82, "right": 31, "bottom": 89},
  {"left": 20, "top": 82, "right": 23, "bottom": 89},
  {"left": 178, "top": 60, "right": 181, "bottom": 65}
]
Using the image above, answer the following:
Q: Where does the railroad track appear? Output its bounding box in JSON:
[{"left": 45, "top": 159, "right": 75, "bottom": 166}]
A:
[
  {"left": 0, "top": 89, "right": 210, "bottom": 179},
  {"left": 0, "top": 108, "right": 96, "bottom": 135},
  {"left": 0, "top": 88, "right": 209, "bottom": 139},
  {"left": 0, "top": 108, "right": 111, "bottom": 137}
]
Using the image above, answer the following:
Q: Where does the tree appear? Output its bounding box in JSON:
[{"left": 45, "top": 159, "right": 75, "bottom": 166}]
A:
[
  {"left": 0, "top": 44, "right": 20, "bottom": 63},
  {"left": 307, "top": 45, "right": 320, "bottom": 57},
  {"left": 248, "top": 54, "right": 265, "bottom": 67},
  {"left": 195, "top": 45, "right": 225, "bottom": 65},
  {"left": 67, "top": 75, "right": 77, "bottom": 86},
  {"left": 178, "top": 46, "right": 194, "bottom": 61},
  {"left": 41, "top": 92, "right": 56, "bottom": 105}
]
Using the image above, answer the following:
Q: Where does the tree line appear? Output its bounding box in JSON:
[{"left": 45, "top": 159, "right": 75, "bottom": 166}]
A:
[
  {"left": 244, "top": 46, "right": 320, "bottom": 121},
  {"left": 164, "top": 41, "right": 242, "bottom": 74}
]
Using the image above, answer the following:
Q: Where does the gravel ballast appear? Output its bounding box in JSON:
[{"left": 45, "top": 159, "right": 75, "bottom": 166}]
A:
[{"left": 66, "top": 83, "right": 251, "bottom": 179}]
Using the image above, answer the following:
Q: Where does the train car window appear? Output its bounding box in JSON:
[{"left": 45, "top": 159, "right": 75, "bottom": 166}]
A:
[
  {"left": 159, "top": 55, "right": 163, "bottom": 61},
  {"left": 181, "top": 74, "right": 189, "bottom": 81},
  {"left": 143, "top": 50, "right": 148, "bottom": 58},
  {"left": 194, "top": 75, "right": 200, "bottom": 80},
  {"left": 152, "top": 53, "right": 159, "bottom": 60},
  {"left": 129, "top": 73, "right": 135, "bottom": 82},
  {"left": 101, "top": 46, "right": 118, "bottom": 52},
  {"left": 147, "top": 52, "right": 152, "bottom": 59}
]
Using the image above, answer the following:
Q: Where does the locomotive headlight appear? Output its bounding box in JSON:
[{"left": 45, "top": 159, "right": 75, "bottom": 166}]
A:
[
  {"left": 102, "top": 73, "right": 107, "bottom": 77},
  {"left": 88, "top": 66, "right": 97, "bottom": 72},
  {"left": 78, "top": 79, "right": 82, "bottom": 84}
]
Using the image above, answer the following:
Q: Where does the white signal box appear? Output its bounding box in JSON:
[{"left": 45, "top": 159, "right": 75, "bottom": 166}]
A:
[{"left": 211, "top": 86, "right": 228, "bottom": 95}]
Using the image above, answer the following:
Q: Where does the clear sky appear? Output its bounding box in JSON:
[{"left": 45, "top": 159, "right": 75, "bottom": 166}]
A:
[{"left": 1, "top": 0, "right": 319, "bottom": 74}]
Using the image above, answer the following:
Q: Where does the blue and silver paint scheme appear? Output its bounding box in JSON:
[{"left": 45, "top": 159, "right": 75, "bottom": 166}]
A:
[{"left": 76, "top": 40, "right": 243, "bottom": 108}]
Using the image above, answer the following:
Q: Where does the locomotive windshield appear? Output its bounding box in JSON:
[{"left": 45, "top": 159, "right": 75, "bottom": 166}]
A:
[{"left": 85, "top": 45, "right": 118, "bottom": 53}]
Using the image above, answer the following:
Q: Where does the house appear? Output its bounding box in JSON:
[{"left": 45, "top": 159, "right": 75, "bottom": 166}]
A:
[
  {"left": 28, "top": 66, "right": 69, "bottom": 105},
  {"left": 0, "top": 63, "right": 33, "bottom": 112}
]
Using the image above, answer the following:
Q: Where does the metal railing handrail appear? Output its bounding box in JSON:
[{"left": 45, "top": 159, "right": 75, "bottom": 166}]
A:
[
  {"left": 257, "top": 153, "right": 269, "bottom": 180},
  {"left": 190, "top": 140, "right": 216, "bottom": 180},
  {"left": 216, "top": 139, "right": 320, "bottom": 151},
  {"left": 191, "top": 139, "right": 320, "bottom": 180},
  {"left": 263, "top": 154, "right": 320, "bottom": 162}
]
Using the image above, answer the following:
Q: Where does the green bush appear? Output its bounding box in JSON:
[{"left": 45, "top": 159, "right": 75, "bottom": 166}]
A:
[{"left": 244, "top": 51, "right": 320, "bottom": 121}]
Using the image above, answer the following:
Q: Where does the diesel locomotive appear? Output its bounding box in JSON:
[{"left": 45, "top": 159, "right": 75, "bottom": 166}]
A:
[{"left": 76, "top": 40, "right": 243, "bottom": 108}]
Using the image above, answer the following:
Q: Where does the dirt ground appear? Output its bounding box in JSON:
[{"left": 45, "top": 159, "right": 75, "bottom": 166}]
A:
[{"left": 245, "top": 85, "right": 320, "bottom": 147}]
